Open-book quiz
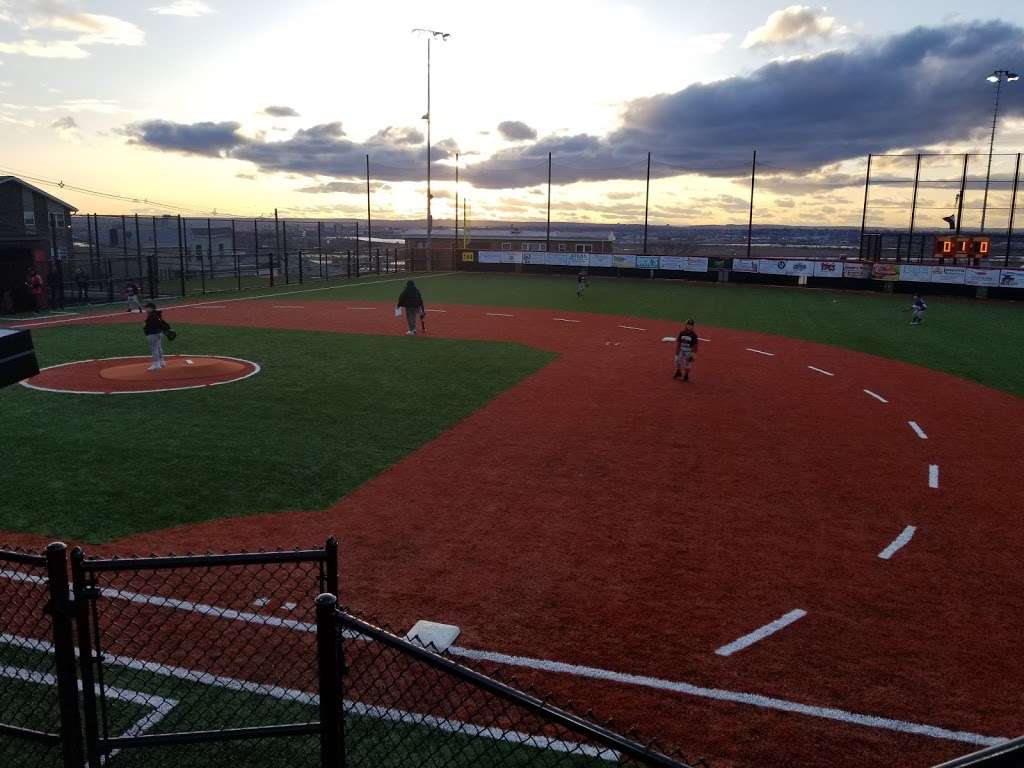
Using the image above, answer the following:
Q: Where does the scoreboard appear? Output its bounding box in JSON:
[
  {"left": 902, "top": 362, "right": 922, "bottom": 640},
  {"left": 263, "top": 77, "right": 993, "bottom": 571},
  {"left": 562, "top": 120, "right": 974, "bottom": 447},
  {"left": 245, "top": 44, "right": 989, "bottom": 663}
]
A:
[{"left": 934, "top": 235, "right": 990, "bottom": 261}]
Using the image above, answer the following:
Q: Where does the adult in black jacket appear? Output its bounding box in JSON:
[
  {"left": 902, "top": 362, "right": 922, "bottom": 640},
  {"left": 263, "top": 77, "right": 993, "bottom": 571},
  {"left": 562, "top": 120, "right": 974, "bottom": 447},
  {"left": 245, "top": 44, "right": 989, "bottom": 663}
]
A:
[
  {"left": 396, "top": 280, "right": 425, "bottom": 335},
  {"left": 143, "top": 302, "right": 172, "bottom": 371}
]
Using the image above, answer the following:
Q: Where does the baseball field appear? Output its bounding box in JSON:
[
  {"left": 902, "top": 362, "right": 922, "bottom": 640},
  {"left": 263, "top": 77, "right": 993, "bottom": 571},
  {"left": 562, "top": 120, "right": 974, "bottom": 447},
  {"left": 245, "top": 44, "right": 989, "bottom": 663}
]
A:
[{"left": 3, "top": 271, "right": 1023, "bottom": 768}]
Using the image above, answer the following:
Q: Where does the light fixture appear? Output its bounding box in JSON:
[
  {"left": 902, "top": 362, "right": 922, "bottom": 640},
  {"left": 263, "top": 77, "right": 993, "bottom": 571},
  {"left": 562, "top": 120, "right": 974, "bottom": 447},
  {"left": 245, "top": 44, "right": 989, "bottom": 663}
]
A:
[
  {"left": 1008, "top": 72, "right": 1020, "bottom": 82},
  {"left": 986, "top": 72, "right": 1000, "bottom": 83}
]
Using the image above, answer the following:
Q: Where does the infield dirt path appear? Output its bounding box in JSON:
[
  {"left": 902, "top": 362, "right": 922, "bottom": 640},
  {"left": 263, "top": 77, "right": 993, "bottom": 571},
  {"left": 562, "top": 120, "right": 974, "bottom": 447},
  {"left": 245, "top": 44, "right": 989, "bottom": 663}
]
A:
[{"left": 14, "top": 298, "right": 1024, "bottom": 768}]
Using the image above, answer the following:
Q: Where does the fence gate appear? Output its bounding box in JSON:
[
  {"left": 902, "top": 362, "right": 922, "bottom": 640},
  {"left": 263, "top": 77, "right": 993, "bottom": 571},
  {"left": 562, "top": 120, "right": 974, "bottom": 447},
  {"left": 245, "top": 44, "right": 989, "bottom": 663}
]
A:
[
  {"left": 70, "top": 540, "right": 337, "bottom": 768},
  {"left": 0, "top": 544, "right": 83, "bottom": 768}
]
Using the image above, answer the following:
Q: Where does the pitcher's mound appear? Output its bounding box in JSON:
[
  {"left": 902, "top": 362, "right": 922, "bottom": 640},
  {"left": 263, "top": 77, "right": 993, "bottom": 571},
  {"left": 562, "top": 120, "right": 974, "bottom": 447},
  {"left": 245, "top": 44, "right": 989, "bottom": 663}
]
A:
[{"left": 22, "top": 355, "right": 260, "bottom": 394}]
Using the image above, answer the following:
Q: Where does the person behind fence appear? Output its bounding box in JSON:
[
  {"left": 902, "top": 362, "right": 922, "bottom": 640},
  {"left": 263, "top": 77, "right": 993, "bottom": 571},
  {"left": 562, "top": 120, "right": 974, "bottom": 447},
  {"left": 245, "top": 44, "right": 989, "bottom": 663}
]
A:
[
  {"left": 75, "top": 267, "right": 89, "bottom": 302},
  {"left": 143, "top": 301, "right": 172, "bottom": 371},
  {"left": 910, "top": 294, "right": 927, "bottom": 325},
  {"left": 25, "top": 268, "right": 43, "bottom": 313},
  {"left": 396, "top": 280, "right": 426, "bottom": 336},
  {"left": 126, "top": 282, "right": 143, "bottom": 313}
]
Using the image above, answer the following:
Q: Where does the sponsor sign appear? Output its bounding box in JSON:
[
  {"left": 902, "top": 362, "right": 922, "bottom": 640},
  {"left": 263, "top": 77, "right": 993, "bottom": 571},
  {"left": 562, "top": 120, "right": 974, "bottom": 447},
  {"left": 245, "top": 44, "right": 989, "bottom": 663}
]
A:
[
  {"left": 658, "top": 256, "right": 685, "bottom": 271},
  {"left": 461, "top": 251, "right": 475, "bottom": 262},
  {"left": 588, "top": 254, "right": 614, "bottom": 268},
  {"left": 812, "top": 261, "right": 843, "bottom": 278},
  {"left": 478, "top": 251, "right": 502, "bottom": 264},
  {"left": 758, "top": 259, "right": 814, "bottom": 276},
  {"left": 732, "top": 258, "right": 758, "bottom": 273},
  {"left": 929, "top": 265, "right": 966, "bottom": 285},
  {"left": 898, "top": 265, "right": 932, "bottom": 283},
  {"left": 872, "top": 264, "right": 899, "bottom": 281},
  {"left": 999, "top": 269, "right": 1024, "bottom": 288},
  {"left": 636, "top": 256, "right": 660, "bottom": 269},
  {"left": 964, "top": 268, "right": 1000, "bottom": 287},
  {"left": 612, "top": 254, "right": 637, "bottom": 269},
  {"left": 843, "top": 262, "right": 872, "bottom": 279},
  {"left": 568, "top": 253, "right": 590, "bottom": 267},
  {"left": 683, "top": 257, "right": 709, "bottom": 272},
  {"left": 544, "top": 253, "right": 570, "bottom": 266},
  {"left": 501, "top": 251, "right": 523, "bottom": 264}
]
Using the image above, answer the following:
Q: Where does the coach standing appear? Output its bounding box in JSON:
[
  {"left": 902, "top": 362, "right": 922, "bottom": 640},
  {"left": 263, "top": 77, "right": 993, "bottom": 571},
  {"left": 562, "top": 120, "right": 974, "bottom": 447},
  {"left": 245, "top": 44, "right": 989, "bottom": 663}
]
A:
[{"left": 396, "top": 280, "right": 425, "bottom": 336}]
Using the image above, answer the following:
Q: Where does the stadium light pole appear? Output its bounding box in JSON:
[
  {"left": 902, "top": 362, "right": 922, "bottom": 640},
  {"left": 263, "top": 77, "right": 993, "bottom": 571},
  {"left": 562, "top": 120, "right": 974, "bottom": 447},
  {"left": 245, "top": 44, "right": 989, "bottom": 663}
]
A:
[
  {"left": 412, "top": 28, "right": 450, "bottom": 269},
  {"left": 981, "top": 69, "right": 1020, "bottom": 232}
]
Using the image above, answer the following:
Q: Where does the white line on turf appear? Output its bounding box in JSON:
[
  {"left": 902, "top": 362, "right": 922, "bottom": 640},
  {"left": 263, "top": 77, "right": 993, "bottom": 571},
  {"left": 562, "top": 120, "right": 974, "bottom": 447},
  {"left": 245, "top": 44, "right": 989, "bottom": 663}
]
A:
[
  {"left": 0, "top": 588, "right": 1005, "bottom": 747},
  {"left": 807, "top": 366, "right": 835, "bottom": 376},
  {"left": 879, "top": 526, "right": 917, "bottom": 560},
  {"left": 252, "top": 597, "right": 270, "bottom": 608},
  {"left": 485, "top": 312, "right": 515, "bottom": 317},
  {"left": 864, "top": 389, "right": 889, "bottom": 403},
  {"left": 554, "top": 318, "right": 580, "bottom": 323},
  {"left": 929, "top": 465, "right": 940, "bottom": 489},
  {"left": 618, "top": 325, "right": 646, "bottom": 331},
  {"left": 347, "top": 307, "right": 377, "bottom": 311},
  {"left": 745, "top": 348, "right": 775, "bottom": 356},
  {"left": 272, "top": 305, "right": 306, "bottom": 309},
  {"left": 909, "top": 421, "right": 928, "bottom": 439},
  {"left": 715, "top": 609, "right": 807, "bottom": 657},
  {"left": 10, "top": 273, "right": 458, "bottom": 329}
]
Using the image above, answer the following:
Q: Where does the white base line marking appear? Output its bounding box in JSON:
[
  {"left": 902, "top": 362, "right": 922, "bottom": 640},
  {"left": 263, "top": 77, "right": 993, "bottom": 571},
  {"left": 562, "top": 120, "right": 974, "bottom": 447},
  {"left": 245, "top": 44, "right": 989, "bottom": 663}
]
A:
[
  {"left": 486, "top": 312, "right": 515, "bottom": 317},
  {"left": 0, "top": 634, "right": 615, "bottom": 761},
  {"left": 661, "top": 336, "right": 675, "bottom": 342},
  {"left": 347, "top": 307, "right": 377, "bottom": 311},
  {"left": 252, "top": 597, "right": 270, "bottom": 608},
  {"left": 807, "top": 365, "right": 834, "bottom": 376},
  {"left": 909, "top": 421, "right": 928, "bottom": 439},
  {"left": 554, "top": 318, "right": 580, "bottom": 323},
  {"left": 879, "top": 526, "right": 917, "bottom": 560},
  {"left": 0, "top": 581, "right": 1005, "bottom": 747},
  {"left": 428, "top": 309, "right": 447, "bottom": 313},
  {"left": 864, "top": 389, "right": 888, "bottom": 403},
  {"left": 698, "top": 337, "right": 711, "bottom": 342},
  {"left": 715, "top": 609, "right": 807, "bottom": 657},
  {"left": 929, "top": 465, "right": 939, "bottom": 489},
  {"left": 618, "top": 325, "right": 646, "bottom": 331},
  {"left": 272, "top": 305, "right": 306, "bottom": 309},
  {"left": 745, "top": 348, "right": 775, "bottom": 357},
  {"left": 10, "top": 272, "right": 458, "bottom": 329}
]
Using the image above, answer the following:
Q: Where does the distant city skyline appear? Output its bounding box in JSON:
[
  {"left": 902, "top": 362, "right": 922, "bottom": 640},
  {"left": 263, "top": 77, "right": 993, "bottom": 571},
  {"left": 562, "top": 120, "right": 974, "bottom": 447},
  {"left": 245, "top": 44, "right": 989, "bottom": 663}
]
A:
[{"left": 1, "top": 0, "right": 1022, "bottom": 226}]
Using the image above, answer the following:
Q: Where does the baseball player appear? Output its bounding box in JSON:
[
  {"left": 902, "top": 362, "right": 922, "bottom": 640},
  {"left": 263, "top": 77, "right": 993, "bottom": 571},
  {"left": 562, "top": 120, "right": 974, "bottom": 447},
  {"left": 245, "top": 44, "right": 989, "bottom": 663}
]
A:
[
  {"left": 143, "top": 302, "right": 173, "bottom": 370},
  {"left": 126, "top": 282, "right": 143, "bottom": 313},
  {"left": 910, "top": 294, "right": 927, "bottom": 325},
  {"left": 576, "top": 271, "right": 588, "bottom": 298},
  {"left": 673, "top": 319, "right": 699, "bottom": 382}
]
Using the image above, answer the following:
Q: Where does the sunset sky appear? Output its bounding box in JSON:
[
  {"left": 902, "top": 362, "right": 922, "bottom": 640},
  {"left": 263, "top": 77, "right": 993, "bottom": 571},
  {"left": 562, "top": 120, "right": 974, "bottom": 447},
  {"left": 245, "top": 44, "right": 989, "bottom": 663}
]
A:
[{"left": 1, "top": 0, "right": 1023, "bottom": 227}]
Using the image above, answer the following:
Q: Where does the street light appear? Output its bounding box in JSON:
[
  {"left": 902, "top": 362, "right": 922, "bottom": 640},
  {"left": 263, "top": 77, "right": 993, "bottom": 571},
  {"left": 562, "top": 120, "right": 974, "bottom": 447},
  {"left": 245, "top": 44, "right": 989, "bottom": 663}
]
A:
[
  {"left": 411, "top": 28, "right": 450, "bottom": 268},
  {"left": 981, "top": 69, "right": 1019, "bottom": 232}
]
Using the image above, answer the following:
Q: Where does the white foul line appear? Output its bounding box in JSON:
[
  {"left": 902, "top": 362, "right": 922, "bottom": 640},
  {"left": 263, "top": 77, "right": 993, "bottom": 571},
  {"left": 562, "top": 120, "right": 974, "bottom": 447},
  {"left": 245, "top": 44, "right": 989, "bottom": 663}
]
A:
[
  {"left": 485, "top": 312, "right": 515, "bottom": 317},
  {"left": 618, "top": 325, "right": 646, "bottom": 331},
  {"left": 879, "top": 526, "right": 917, "bottom": 560},
  {"left": 554, "top": 318, "right": 581, "bottom": 323},
  {"left": 929, "top": 465, "right": 940, "bottom": 489},
  {"left": 807, "top": 365, "right": 835, "bottom": 377},
  {"left": 715, "top": 609, "right": 807, "bottom": 657},
  {"left": 908, "top": 421, "right": 928, "bottom": 440},
  {"left": 864, "top": 389, "right": 889, "bottom": 403},
  {"left": 698, "top": 337, "right": 711, "bottom": 342},
  {"left": 745, "top": 348, "right": 775, "bottom": 357}
]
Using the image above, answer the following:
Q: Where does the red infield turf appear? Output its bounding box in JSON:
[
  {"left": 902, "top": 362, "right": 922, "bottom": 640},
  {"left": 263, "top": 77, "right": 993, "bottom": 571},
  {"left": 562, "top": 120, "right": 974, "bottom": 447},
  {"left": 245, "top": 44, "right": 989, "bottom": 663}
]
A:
[{"left": 11, "top": 295, "right": 1024, "bottom": 768}]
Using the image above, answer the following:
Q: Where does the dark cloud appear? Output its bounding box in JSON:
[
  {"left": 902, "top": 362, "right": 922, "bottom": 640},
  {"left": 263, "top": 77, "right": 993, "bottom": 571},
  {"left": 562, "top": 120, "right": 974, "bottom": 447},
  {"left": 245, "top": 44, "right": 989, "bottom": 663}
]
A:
[
  {"left": 369, "top": 125, "right": 423, "bottom": 145},
  {"left": 123, "top": 119, "right": 247, "bottom": 157},
  {"left": 264, "top": 105, "right": 300, "bottom": 117},
  {"left": 498, "top": 120, "right": 537, "bottom": 141},
  {"left": 297, "top": 180, "right": 390, "bottom": 194}
]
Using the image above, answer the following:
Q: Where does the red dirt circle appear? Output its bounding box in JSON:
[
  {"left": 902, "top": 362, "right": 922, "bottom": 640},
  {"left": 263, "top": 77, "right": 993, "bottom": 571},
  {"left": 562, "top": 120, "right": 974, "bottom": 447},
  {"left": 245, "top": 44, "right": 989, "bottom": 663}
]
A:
[{"left": 21, "top": 355, "right": 260, "bottom": 394}]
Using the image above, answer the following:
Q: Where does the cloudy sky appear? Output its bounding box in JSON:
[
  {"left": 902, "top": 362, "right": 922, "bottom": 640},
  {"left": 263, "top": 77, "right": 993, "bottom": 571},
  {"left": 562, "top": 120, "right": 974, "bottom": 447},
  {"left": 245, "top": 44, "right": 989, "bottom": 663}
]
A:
[{"left": 1, "top": 0, "right": 1023, "bottom": 227}]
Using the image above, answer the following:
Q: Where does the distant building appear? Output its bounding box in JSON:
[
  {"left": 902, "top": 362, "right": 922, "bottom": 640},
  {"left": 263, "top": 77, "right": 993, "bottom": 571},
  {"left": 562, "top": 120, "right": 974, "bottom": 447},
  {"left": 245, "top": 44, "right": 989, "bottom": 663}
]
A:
[
  {"left": 0, "top": 176, "right": 76, "bottom": 311},
  {"left": 403, "top": 226, "right": 615, "bottom": 255}
]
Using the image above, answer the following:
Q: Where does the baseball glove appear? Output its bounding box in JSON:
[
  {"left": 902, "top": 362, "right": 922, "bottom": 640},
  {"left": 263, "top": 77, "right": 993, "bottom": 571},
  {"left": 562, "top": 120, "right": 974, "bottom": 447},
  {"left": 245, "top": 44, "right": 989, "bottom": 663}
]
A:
[{"left": 164, "top": 329, "right": 177, "bottom": 341}]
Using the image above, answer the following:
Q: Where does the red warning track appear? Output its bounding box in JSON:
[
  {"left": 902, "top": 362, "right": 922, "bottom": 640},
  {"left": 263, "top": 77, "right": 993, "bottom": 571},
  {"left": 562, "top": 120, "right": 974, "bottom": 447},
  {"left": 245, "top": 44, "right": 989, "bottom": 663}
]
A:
[
  {"left": 9, "top": 297, "right": 1024, "bottom": 768},
  {"left": 22, "top": 354, "right": 259, "bottom": 393}
]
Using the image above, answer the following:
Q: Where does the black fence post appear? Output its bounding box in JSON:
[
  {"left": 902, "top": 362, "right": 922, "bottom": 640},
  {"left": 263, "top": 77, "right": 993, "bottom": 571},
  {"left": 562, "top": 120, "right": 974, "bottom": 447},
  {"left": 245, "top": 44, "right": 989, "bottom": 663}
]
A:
[
  {"left": 150, "top": 216, "right": 159, "bottom": 300},
  {"left": 177, "top": 215, "right": 186, "bottom": 297},
  {"left": 232, "top": 219, "right": 240, "bottom": 291},
  {"left": 324, "top": 537, "right": 338, "bottom": 598},
  {"left": 71, "top": 547, "right": 102, "bottom": 768},
  {"left": 316, "top": 593, "right": 343, "bottom": 768},
  {"left": 45, "top": 542, "right": 84, "bottom": 768},
  {"left": 376, "top": 248, "right": 381, "bottom": 275},
  {"left": 299, "top": 248, "right": 304, "bottom": 284},
  {"left": 346, "top": 250, "right": 351, "bottom": 279}
]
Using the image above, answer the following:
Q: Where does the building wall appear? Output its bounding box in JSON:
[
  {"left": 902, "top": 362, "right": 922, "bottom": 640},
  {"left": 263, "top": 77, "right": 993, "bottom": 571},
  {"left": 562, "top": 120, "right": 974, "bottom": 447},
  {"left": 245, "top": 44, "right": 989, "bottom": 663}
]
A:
[{"left": 404, "top": 236, "right": 614, "bottom": 254}]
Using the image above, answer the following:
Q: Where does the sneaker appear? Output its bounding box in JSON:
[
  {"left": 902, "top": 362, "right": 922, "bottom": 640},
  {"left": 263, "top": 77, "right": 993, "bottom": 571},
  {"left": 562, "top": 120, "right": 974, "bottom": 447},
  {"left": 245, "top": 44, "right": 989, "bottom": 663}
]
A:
[
  {"left": 406, "top": 331, "right": 414, "bottom": 335},
  {"left": 147, "top": 365, "right": 158, "bottom": 371}
]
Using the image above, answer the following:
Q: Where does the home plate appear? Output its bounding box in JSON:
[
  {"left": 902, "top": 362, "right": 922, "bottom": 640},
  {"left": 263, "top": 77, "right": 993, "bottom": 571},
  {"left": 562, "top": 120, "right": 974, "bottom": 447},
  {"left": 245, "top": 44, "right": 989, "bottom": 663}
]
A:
[
  {"left": 661, "top": 336, "right": 675, "bottom": 342},
  {"left": 185, "top": 359, "right": 194, "bottom": 365},
  {"left": 406, "top": 620, "right": 461, "bottom": 652}
]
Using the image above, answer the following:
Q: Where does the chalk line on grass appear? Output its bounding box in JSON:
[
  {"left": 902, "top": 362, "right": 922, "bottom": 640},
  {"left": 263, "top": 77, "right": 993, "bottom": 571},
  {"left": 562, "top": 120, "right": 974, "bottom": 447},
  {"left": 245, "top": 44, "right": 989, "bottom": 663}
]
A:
[
  {"left": 879, "top": 526, "right": 917, "bottom": 560},
  {"left": 864, "top": 389, "right": 888, "bottom": 403},
  {"left": 715, "top": 609, "right": 807, "bottom": 657},
  {"left": 909, "top": 421, "right": 928, "bottom": 440}
]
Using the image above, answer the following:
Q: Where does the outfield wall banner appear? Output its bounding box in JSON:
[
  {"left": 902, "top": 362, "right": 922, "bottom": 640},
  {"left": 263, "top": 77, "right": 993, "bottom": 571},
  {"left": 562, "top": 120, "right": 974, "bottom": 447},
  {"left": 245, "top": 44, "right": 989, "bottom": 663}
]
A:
[
  {"left": 568, "top": 254, "right": 590, "bottom": 267},
  {"left": 999, "top": 269, "right": 1024, "bottom": 288},
  {"left": 732, "top": 258, "right": 758, "bottom": 273},
  {"left": 612, "top": 254, "right": 637, "bottom": 269},
  {"left": 872, "top": 264, "right": 900, "bottom": 281},
  {"left": 589, "top": 254, "right": 614, "bottom": 268},
  {"left": 659, "top": 256, "right": 709, "bottom": 272},
  {"left": 898, "top": 265, "right": 933, "bottom": 283},
  {"left": 929, "top": 266, "right": 966, "bottom": 285},
  {"left": 758, "top": 259, "right": 814, "bottom": 276},
  {"left": 964, "top": 268, "right": 1000, "bottom": 287},
  {"left": 636, "top": 256, "right": 660, "bottom": 269},
  {"left": 843, "top": 262, "right": 872, "bottom": 279},
  {"left": 812, "top": 261, "right": 843, "bottom": 278},
  {"left": 502, "top": 251, "right": 524, "bottom": 265},
  {"left": 545, "top": 253, "right": 570, "bottom": 266},
  {"left": 478, "top": 251, "right": 502, "bottom": 264}
]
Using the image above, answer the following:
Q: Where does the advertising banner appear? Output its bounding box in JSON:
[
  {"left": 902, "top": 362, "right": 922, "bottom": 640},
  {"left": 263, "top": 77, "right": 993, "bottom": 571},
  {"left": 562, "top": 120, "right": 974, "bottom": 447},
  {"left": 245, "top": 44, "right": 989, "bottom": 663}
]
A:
[
  {"left": 636, "top": 256, "right": 660, "bottom": 269},
  {"left": 589, "top": 254, "right": 614, "bottom": 268},
  {"left": 758, "top": 259, "right": 814, "bottom": 276},
  {"left": 544, "top": 253, "right": 570, "bottom": 266},
  {"left": 478, "top": 251, "right": 502, "bottom": 264},
  {"left": 898, "top": 265, "right": 932, "bottom": 283},
  {"left": 929, "top": 266, "right": 966, "bottom": 285},
  {"left": 998, "top": 269, "right": 1024, "bottom": 288},
  {"left": 461, "top": 251, "right": 475, "bottom": 262},
  {"left": 732, "top": 258, "right": 758, "bottom": 273},
  {"left": 501, "top": 251, "right": 523, "bottom": 264},
  {"left": 872, "top": 264, "right": 900, "bottom": 281},
  {"left": 812, "top": 261, "right": 843, "bottom": 278},
  {"left": 568, "top": 253, "right": 590, "bottom": 267},
  {"left": 964, "top": 268, "right": 1000, "bottom": 287},
  {"left": 843, "top": 262, "right": 872, "bottom": 279},
  {"left": 683, "top": 257, "right": 709, "bottom": 272},
  {"left": 659, "top": 256, "right": 685, "bottom": 271},
  {"left": 612, "top": 254, "right": 637, "bottom": 269}
]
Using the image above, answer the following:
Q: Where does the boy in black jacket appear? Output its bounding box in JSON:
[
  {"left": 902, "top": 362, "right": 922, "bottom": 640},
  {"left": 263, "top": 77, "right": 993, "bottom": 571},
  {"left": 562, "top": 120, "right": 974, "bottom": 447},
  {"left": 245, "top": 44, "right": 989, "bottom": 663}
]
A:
[{"left": 143, "top": 302, "right": 172, "bottom": 371}]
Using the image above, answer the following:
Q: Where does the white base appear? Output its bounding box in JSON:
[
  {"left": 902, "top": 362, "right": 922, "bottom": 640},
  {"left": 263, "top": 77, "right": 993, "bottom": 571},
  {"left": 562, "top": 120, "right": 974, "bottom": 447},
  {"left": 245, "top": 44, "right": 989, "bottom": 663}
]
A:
[{"left": 405, "top": 620, "right": 461, "bottom": 652}]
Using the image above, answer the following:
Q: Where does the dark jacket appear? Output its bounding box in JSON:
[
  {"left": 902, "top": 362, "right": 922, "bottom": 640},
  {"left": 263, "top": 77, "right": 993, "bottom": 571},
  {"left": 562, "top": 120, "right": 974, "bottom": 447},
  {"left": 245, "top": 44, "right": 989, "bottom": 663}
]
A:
[
  {"left": 397, "top": 284, "right": 424, "bottom": 309},
  {"left": 144, "top": 310, "right": 170, "bottom": 336}
]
